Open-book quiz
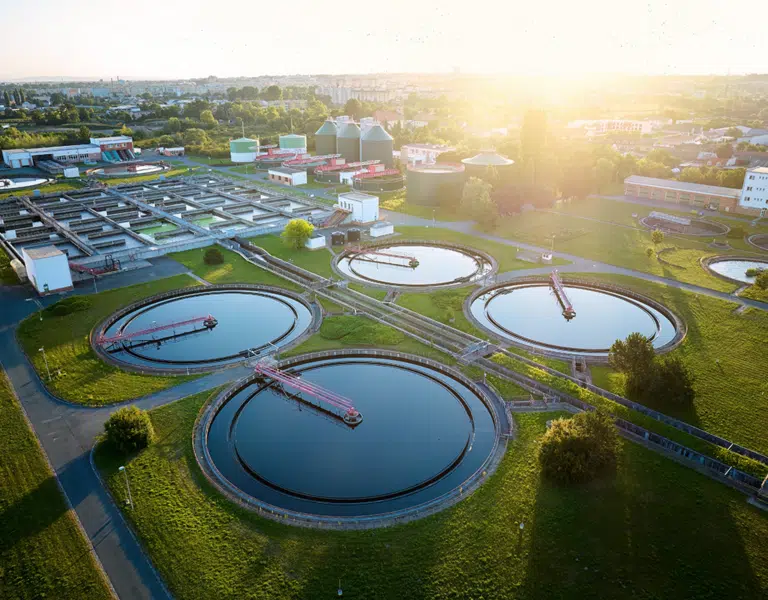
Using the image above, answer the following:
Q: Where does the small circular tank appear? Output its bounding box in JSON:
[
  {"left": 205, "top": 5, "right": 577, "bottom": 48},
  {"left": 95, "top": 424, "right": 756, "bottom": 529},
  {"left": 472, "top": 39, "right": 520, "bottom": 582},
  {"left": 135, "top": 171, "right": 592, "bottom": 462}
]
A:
[{"left": 406, "top": 163, "right": 466, "bottom": 207}]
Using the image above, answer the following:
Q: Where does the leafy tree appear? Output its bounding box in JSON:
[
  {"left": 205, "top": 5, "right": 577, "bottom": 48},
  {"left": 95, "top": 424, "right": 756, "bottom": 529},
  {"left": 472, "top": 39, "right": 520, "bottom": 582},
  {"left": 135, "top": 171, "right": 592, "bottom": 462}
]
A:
[
  {"left": 539, "top": 410, "right": 619, "bottom": 484},
  {"left": 651, "top": 229, "right": 664, "bottom": 245},
  {"left": 645, "top": 148, "right": 678, "bottom": 167},
  {"left": 183, "top": 128, "right": 209, "bottom": 145},
  {"left": 281, "top": 218, "right": 314, "bottom": 249},
  {"left": 609, "top": 332, "right": 656, "bottom": 399},
  {"left": 646, "top": 247, "right": 654, "bottom": 258},
  {"left": 344, "top": 98, "right": 363, "bottom": 120},
  {"left": 650, "top": 356, "right": 696, "bottom": 407},
  {"left": 263, "top": 85, "right": 283, "bottom": 102},
  {"left": 104, "top": 406, "right": 155, "bottom": 454},
  {"left": 559, "top": 149, "right": 595, "bottom": 200},
  {"left": 241, "top": 86, "right": 259, "bottom": 100},
  {"left": 166, "top": 117, "right": 181, "bottom": 133},
  {"left": 595, "top": 157, "right": 615, "bottom": 193},
  {"left": 461, "top": 177, "right": 497, "bottom": 230},
  {"left": 520, "top": 110, "right": 547, "bottom": 185},
  {"left": 2, "top": 91, "right": 10, "bottom": 107},
  {"left": 724, "top": 127, "right": 743, "bottom": 139},
  {"left": 715, "top": 143, "right": 734, "bottom": 159},
  {"left": 203, "top": 247, "right": 224, "bottom": 265},
  {"left": 200, "top": 109, "right": 216, "bottom": 128},
  {"left": 77, "top": 125, "right": 91, "bottom": 143},
  {"left": 755, "top": 270, "right": 768, "bottom": 290}
]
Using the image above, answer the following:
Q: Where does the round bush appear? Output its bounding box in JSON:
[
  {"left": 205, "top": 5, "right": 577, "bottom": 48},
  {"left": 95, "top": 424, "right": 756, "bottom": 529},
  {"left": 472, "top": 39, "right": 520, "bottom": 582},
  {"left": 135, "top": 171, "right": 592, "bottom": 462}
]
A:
[
  {"left": 104, "top": 406, "right": 155, "bottom": 454},
  {"left": 44, "top": 296, "right": 92, "bottom": 317},
  {"left": 539, "top": 410, "right": 618, "bottom": 484},
  {"left": 203, "top": 247, "right": 224, "bottom": 265}
]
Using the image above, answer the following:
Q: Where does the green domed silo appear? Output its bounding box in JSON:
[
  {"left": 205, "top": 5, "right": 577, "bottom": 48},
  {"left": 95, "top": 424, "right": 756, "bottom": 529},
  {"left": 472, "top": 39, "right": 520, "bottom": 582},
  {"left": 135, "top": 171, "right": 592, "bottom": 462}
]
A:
[
  {"left": 406, "top": 163, "right": 466, "bottom": 207},
  {"left": 279, "top": 134, "right": 307, "bottom": 153},
  {"left": 361, "top": 124, "right": 394, "bottom": 168},
  {"left": 336, "top": 123, "right": 361, "bottom": 163},
  {"left": 315, "top": 120, "right": 338, "bottom": 155}
]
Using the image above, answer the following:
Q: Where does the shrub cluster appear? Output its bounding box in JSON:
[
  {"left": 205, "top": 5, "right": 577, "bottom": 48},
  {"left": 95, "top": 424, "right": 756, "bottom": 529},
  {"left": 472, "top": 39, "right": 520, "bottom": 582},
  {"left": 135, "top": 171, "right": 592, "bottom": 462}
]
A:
[
  {"left": 104, "top": 406, "right": 155, "bottom": 454},
  {"left": 203, "top": 247, "right": 224, "bottom": 265},
  {"left": 539, "top": 410, "right": 619, "bottom": 484},
  {"left": 44, "top": 296, "right": 92, "bottom": 317}
]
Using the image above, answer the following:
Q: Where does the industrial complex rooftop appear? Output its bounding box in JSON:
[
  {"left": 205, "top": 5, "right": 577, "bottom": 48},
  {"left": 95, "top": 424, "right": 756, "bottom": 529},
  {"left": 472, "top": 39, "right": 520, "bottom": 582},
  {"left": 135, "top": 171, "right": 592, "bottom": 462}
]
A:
[{"left": 624, "top": 175, "right": 742, "bottom": 198}]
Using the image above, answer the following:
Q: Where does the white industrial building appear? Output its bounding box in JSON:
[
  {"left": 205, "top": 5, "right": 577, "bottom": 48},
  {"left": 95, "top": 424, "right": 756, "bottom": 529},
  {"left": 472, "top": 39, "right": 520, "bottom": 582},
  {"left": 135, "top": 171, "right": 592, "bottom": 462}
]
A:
[
  {"left": 337, "top": 192, "right": 379, "bottom": 223},
  {"left": 740, "top": 167, "right": 768, "bottom": 213},
  {"left": 22, "top": 246, "right": 73, "bottom": 295},
  {"left": 267, "top": 167, "right": 307, "bottom": 187},
  {"left": 1, "top": 136, "right": 134, "bottom": 168}
]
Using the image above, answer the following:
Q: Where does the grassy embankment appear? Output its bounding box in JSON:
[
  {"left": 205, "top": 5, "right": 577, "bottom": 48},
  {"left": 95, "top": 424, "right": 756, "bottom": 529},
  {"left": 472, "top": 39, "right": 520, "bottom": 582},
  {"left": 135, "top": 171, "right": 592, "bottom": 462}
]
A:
[
  {"left": 561, "top": 272, "right": 768, "bottom": 456},
  {"left": 0, "top": 244, "right": 19, "bottom": 285},
  {"left": 17, "top": 275, "right": 198, "bottom": 405},
  {"left": 0, "top": 372, "right": 112, "bottom": 599},
  {"left": 494, "top": 196, "right": 768, "bottom": 292},
  {"left": 0, "top": 179, "right": 86, "bottom": 200},
  {"left": 94, "top": 391, "right": 768, "bottom": 600}
]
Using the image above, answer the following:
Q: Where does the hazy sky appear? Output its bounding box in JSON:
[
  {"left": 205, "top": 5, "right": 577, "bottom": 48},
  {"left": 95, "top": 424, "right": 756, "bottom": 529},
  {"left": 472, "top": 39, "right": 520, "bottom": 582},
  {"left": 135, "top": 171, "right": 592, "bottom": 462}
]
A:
[{"left": 2, "top": 0, "right": 766, "bottom": 80}]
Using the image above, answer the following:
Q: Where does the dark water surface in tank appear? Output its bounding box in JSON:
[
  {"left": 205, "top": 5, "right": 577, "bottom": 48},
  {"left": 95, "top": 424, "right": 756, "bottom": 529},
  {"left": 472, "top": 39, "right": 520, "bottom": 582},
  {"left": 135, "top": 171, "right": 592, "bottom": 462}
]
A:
[
  {"left": 336, "top": 244, "right": 491, "bottom": 287},
  {"left": 470, "top": 283, "right": 677, "bottom": 355},
  {"left": 206, "top": 356, "right": 497, "bottom": 517},
  {"left": 102, "top": 290, "right": 312, "bottom": 369}
]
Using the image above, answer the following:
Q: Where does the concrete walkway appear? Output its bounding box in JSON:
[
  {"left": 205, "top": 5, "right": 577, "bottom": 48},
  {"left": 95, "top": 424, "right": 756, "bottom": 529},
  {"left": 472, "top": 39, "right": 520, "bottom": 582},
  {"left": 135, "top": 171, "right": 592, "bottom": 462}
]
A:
[{"left": 382, "top": 210, "right": 768, "bottom": 311}]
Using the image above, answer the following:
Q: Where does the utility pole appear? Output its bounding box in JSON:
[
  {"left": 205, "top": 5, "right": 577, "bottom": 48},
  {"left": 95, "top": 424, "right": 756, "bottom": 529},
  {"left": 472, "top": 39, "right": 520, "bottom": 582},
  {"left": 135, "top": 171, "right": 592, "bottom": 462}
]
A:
[{"left": 38, "top": 347, "right": 51, "bottom": 380}]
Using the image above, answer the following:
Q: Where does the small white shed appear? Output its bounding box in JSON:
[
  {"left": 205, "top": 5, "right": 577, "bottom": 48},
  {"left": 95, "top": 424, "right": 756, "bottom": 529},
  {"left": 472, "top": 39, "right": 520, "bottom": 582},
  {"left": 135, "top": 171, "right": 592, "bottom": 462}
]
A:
[
  {"left": 305, "top": 234, "right": 326, "bottom": 250},
  {"left": 22, "top": 246, "right": 73, "bottom": 295},
  {"left": 337, "top": 192, "right": 379, "bottom": 223},
  {"left": 369, "top": 221, "right": 394, "bottom": 238}
]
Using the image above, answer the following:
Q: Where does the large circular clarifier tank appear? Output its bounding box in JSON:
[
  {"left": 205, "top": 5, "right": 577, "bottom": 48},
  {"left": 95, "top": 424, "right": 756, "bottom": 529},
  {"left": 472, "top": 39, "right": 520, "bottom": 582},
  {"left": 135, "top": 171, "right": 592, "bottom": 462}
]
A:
[
  {"left": 200, "top": 352, "right": 500, "bottom": 522},
  {"left": 468, "top": 280, "right": 680, "bottom": 356},
  {"left": 93, "top": 286, "right": 316, "bottom": 371},
  {"left": 335, "top": 242, "right": 495, "bottom": 289}
]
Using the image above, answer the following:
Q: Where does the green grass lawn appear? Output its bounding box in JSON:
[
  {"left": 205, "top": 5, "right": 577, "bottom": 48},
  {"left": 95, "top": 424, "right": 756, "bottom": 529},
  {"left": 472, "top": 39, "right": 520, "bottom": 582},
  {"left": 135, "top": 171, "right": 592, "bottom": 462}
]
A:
[
  {"left": 249, "top": 234, "right": 335, "bottom": 278},
  {"left": 397, "top": 287, "right": 485, "bottom": 336},
  {"left": 186, "top": 155, "right": 235, "bottom": 166},
  {"left": 282, "top": 315, "right": 454, "bottom": 365},
  {"left": 348, "top": 283, "right": 388, "bottom": 300},
  {"left": 95, "top": 392, "right": 768, "bottom": 600},
  {"left": 394, "top": 225, "right": 570, "bottom": 273},
  {"left": 0, "top": 372, "right": 112, "bottom": 599},
  {"left": 102, "top": 167, "right": 190, "bottom": 187},
  {"left": 0, "top": 244, "right": 20, "bottom": 285},
  {"left": 168, "top": 246, "right": 302, "bottom": 291},
  {"left": 740, "top": 284, "right": 768, "bottom": 303},
  {"left": 16, "top": 275, "right": 198, "bottom": 405},
  {"left": 378, "top": 190, "right": 466, "bottom": 221},
  {"left": 566, "top": 273, "right": 768, "bottom": 455},
  {"left": 492, "top": 200, "right": 755, "bottom": 292}
]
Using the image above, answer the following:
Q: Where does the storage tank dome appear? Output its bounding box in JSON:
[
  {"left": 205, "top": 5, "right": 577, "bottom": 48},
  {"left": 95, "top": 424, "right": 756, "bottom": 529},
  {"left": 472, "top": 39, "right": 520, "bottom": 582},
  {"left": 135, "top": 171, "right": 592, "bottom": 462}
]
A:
[
  {"left": 361, "top": 124, "right": 394, "bottom": 168},
  {"left": 315, "top": 119, "right": 338, "bottom": 155},
  {"left": 336, "top": 123, "right": 361, "bottom": 163},
  {"left": 229, "top": 137, "right": 259, "bottom": 163}
]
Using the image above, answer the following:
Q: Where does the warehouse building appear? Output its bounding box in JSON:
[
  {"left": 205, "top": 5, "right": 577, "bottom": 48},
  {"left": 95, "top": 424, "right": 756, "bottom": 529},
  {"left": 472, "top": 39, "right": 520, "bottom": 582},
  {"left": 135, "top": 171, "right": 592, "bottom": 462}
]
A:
[
  {"left": 623, "top": 175, "right": 744, "bottom": 212},
  {"left": 2, "top": 136, "right": 134, "bottom": 168},
  {"left": 337, "top": 191, "right": 379, "bottom": 223}
]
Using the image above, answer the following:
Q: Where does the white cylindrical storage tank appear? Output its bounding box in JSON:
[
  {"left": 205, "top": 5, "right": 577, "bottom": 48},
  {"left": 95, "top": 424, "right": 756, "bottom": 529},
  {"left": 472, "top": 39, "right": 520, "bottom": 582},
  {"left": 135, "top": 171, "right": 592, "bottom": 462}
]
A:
[{"left": 229, "top": 137, "right": 259, "bottom": 163}]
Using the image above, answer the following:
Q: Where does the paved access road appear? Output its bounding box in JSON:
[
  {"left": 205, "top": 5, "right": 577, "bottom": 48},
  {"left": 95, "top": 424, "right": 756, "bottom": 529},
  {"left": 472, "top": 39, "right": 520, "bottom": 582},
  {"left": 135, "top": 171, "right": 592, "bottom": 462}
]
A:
[{"left": 0, "top": 259, "right": 249, "bottom": 599}]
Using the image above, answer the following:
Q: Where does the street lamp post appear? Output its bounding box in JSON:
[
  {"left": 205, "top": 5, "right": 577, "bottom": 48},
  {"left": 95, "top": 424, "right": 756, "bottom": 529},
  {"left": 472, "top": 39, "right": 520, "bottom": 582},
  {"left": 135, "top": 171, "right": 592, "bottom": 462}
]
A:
[
  {"left": 25, "top": 297, "right": 44, "bottom": 321},
  {"left": 118, "top": 466, "right": 134, "bottom": 509},
  {"left": 38, "top": 347, "right": 51, "bottom": 380}
]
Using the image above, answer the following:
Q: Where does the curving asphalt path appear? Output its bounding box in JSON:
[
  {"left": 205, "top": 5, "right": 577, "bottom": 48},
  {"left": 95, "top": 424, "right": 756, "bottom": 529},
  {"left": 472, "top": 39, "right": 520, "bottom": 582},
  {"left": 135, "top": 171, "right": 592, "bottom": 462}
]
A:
[{"left": 0, "top": 260, "right": 249, "bottom": 599}]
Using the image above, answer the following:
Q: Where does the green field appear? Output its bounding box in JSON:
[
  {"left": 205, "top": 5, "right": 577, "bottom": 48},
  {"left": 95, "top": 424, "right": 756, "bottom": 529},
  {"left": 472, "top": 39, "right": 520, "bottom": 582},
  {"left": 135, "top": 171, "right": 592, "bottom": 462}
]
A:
[
  {"left": 95, "top": 392, "right": 768, "bottom": 600},
  {"left": 249, "top": 234, "right": 335, "bottom": 278},
  {"left": 394, "top": 225, "right": 570, "bottom": 273},
  {"left": 102, "top": 166, "right": 190, "bottom": 186},
  {"left": 186, "top": 155, "right": 235, "bottom": 166},
  {"left": 17, "top": 275, "right": 197, "bottom": 405},
  {"left": 492, "top": 197, "right": 768, "bottom": 292},
  {"left": 397, "top": 286, "right": 485, "bottom": 336},
  {"left": 169, "top": 246, "right": 302, "bottom": 291},
  {"left": 0, "top": 244, "right": 19, "bottom": 285},
  {"left": 567, "top": 273, "right": 768, "bottom": 454},
  {"left": 741, "top": 284, "right": 768, "bottom": 303},
  {"left": 0, "top": 179, "right": 85, "bottom": 200},
  {"left": 0, "top": 372, "right": 112, "bottom": 599}
]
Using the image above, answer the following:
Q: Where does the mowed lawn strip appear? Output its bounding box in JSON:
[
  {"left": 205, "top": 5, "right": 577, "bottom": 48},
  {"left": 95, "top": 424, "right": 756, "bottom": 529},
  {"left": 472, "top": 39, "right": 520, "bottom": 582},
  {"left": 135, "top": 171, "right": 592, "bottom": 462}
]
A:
[
  {"left": 95, "top": 393, "right": 768, "bottom": 600},
  {"left": 248, "top": 234, "right": 335, "bottom": 278},
  {"left": 493, "top": 203, "right": 746, "bottom": 292},
  {"left": 17, "top": 274, "right": 198, "bottom": 405},
  {"left": 0, "top": 372, "right": 112, "bottom": 600}
]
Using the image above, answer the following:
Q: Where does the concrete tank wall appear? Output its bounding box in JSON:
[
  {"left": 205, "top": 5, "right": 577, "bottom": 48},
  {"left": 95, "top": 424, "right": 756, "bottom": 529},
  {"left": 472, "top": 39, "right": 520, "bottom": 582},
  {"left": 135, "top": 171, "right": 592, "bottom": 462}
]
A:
[
  {"left": 315, "top": 134, "right": 337, "bottom": 155},
  {"left": 406, "top": 166, "right": 465, "bottom": 207}
]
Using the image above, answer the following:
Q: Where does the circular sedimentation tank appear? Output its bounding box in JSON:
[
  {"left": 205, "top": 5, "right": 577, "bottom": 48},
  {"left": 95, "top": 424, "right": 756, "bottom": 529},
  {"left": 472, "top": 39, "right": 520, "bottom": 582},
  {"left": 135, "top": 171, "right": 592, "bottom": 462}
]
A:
[
  {"left": 0, "top": 176, "right": 54, "bottom": 191},
  {"left": 198, "top": 351, "right": 501, "bottom": 525},
  {"left": 640, "top": 214, "right": 729, "bottom": 237},
  {"left": 702, "top": 256, "right": 768, "bottom": 284},
  {"left": 468, "top": 279, "right": 682, "bottom": 356},
  {"left": 92, "top": 286, "right": 317, "bottom": 372},
  {"left": 334, "top": 241, "right": 495, "bottom": 289},
  {"left": 87, "top": 162, "right": 169, "bottom": 178},
  {"left": 406, "top": 163, "right": 466, "bottom": 207},
  {"left": 747, "top": 234, "right": 768, "bottom": 252}
]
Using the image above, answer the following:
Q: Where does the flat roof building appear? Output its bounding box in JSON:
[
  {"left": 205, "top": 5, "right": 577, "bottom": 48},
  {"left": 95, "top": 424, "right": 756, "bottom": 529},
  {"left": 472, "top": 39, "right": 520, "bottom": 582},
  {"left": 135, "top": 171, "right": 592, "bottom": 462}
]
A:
[
  {"left": 1, "top": 137, "right": 134, "bottom": 168},
  {"left": 22, "top": 245, "right": 73, "bottom": 295},
  {"left": 337, "top": 191, "right": 379, "bottom": 223},
  {"left": 267, "top": 166, "right": 307, "bottom": 187},
  {"left": 623, "top": 175, "right": 749, "bottom": 214}
]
